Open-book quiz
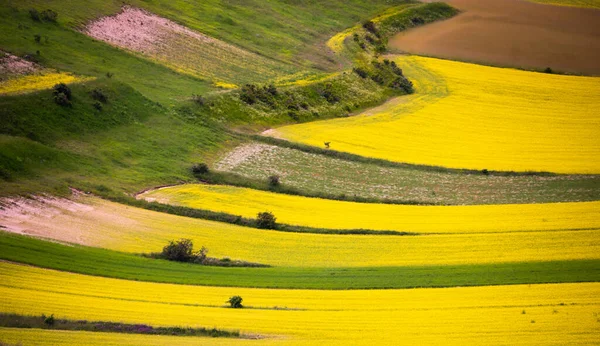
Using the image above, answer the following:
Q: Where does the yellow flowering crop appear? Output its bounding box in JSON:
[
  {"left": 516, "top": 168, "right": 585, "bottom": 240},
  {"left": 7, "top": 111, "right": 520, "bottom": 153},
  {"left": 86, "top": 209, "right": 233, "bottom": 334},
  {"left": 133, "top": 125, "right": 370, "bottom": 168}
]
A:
[
  {"left": 1, "top": 262, "right": 598, "bottom": 345},
  {"left": 326, "top": 4, "right": 415, "bottom": 54},
  {"left": 0, "top": 328, "right": 263, "bottom": 346},
  {"left": 270, "top": 56, "right": 600, "bottom": 174},
  {"left": 529, "top": 0, "right": 600, "bottom": 8},
  {"left": 6, "top": 196, "right": 599, "bottom": 267},
  {"left": 0, "top": 73, "right": 92, "bottom": 95},
  {"left": 141, "top": 185, "right": 600, "bottom": 234}
]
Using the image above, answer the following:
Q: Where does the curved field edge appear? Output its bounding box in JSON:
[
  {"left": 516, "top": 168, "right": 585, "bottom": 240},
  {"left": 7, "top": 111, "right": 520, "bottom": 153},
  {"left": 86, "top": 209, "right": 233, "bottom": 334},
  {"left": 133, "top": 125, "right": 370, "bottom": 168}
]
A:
[
  {"left": 138, "top": 184, "right": 600, "bottom": 234},
  {"left": 3, "top": 195, "right": 599, "bottom": 268},
  {"left": 1, "top": 233, "right": 599, "bottom": 289},
  {"left": 1, "top": 262, "right": 599, "bottom": 344},
  {"left": 212, "top": 142, "right": 600, "bottom": 205},
  {"left": 269, "top": 56, "right": 600, "bottom": 174}
]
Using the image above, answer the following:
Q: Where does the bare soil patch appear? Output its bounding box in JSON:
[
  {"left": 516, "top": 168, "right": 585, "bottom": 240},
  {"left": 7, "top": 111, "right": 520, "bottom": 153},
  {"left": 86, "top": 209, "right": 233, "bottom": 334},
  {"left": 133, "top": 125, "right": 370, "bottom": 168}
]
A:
[
  {"left": 0, "top": 194, "right": 136, "bottom": 247},
  {"left": 84, "top": 6, "right": 295, "bottom": 84},
  {"left": 0, "top": 52, "right": 39, "bottom": 80},
  {"left": 389, "top": 0, "right": 600, "bottom": 75}
]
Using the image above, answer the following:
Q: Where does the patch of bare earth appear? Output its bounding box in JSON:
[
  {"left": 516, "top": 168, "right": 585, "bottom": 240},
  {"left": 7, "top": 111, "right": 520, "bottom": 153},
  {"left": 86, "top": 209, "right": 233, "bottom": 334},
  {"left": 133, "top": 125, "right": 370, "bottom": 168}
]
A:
[
  {"left": 0, "top": 52, "right": 40, "bottom": 80},
  {"left": 215, "top": 143, "right": 276, "bottom": 171},
  {"left": 0, "top": 193, "right": 138, "bottom": 247},
  {"left": 390, "top": 0, "right": 600, "bottom": 75},
  {"left": 84, "top": 6, "right": 291, "bottom": 83}
]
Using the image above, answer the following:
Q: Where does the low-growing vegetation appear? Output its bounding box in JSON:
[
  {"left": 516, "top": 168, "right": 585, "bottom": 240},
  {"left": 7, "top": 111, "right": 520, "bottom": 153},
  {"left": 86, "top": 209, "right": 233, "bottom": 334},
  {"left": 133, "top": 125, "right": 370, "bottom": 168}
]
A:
[
  {"left": 213, "top": 143, "right": 600, "bottom": 205},
  {"left": 144, "top": 239, "right": 269, "bottom": 267},
  {"left": 0, "top": 313, "right": 241, "bottom": 338}
]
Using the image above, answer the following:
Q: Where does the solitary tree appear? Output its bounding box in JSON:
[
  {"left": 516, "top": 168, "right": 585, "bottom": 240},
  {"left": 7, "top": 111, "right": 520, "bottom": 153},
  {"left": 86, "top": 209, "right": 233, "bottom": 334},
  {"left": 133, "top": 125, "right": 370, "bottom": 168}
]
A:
[
  {"left": 227, "top": 296, "right": 243, "bottom": 308},
  {"left": 256, "top": 212, "right": 276, "bottom": 229}
]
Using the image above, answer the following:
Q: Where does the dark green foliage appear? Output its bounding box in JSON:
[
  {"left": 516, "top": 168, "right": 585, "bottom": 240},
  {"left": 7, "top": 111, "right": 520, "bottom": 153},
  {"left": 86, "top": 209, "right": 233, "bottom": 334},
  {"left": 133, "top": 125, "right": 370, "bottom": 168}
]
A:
[
  {"left": 544, "top": 67, "right": 553, "bottom": 74},
  {"left": 378, "top": 3, "right": 458, "bottom": 37},
  {"left": 256, "top": 211, "right": 277, "bottom": 229},
  {"left": 411, "top": 16, "right": 425, "bottom": 25},
  {"left": 227, "top": 296, "right": 243, "bottom": 308},
  {"left": 391, "top": 76, "right": 414, "bottom": 93},
  {"left": 239, "top": 84, "right": 278, "bottom": 106},
  {"left": 192, "top": 163, "right": 209, "bottom": 175},
  {"left": 268, "top": 175, "right": 280, "bottom": 187},
  {"left": 52, "top": 83, "right": 72, "bottom": 100},
  {"left": 0, "top": 313, "right": 240, "bottom": 338},
  {"left": 319, "top": 83, "right": 340, "bottom": 103},
  {"left": 287, "top": 110, "right": 300, "bottom": 121},
  {"left": 34, "top": 34, "right": 41, "bottom": 43},
  {"left": 41, "top": 9, "right": 58, "bottom": 22},
  {"left": 161, "top": 238, "right": 195, "bottom": 262},
  {"left": 53, "top": 91, "right": 71, "bottom": 107},
  {"left": 28, "top": 9, "right": 40, "bottom": 21},
  {"left": 44, "top": 314, "right": 55, "bottom": 326},
  {"left": 93, "top": 101, "right": 103, "bottom": 111},
  {"left": 90, "top": 88, "right": 108, "bottom": 103},
  {"left": 28, "top": 8, "right": 58, "bottom": 22},
  {"left": 353, "top": 67, "right": 368, "bottom": 78},
  {"left": 158, "top": 239, "right": 210, "bottom": 264},
  {"left": 362, "top": 20, "right": 378, "bottom": 34}
]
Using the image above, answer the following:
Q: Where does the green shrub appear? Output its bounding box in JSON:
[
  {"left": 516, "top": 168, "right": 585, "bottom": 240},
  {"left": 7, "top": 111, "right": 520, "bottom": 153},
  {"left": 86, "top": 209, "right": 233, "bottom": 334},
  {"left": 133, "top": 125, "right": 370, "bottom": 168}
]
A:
[
  {"left": 268, "top": 175, "right": 280, "bottom": 187},
  {"left": 34, "top": 34, "right": 41, "bottom": 43},
  {"left": 161, "top": 239, "right": 194, "bottom": 262},
  {"left": 227, "top": 296, "right": 243, "bottom": 308},
  {"left": 53, "top": 83, "right": 72, "bottom": 100},
  {"left": 160, "top": 239, "right": 208, "bottom": 263},
  {"left": 256, "top": 211, "right": 277, "bottom": 229},
  {"left": 29, "top": 9, "right": 40, "bottom": 21},
  {"left": 41, "top": 9, "right": 58, "bottom": 23},
  {"left": 362, "top": 20, "right": 378, "bottom": 34},
  {"left": 44, "top": 314, "right": 55, "bottom": 326},
  {"left": 93, "top": 101, "right": 103, "bottom": 111},
  {"left": 91, "top": 88, "right": 108, "bottom": 103},
  {"left": 192, "top": 163, "right": 209, "bottom": 175},
  {"left": 390, "top": 77, "right": 413, "bottom": 93},
  {"left": 353, "top": 67, "right": 369, "bottom": 79},
  {"left": 53, "top": 92, "right": 71, "bottom": 107}
]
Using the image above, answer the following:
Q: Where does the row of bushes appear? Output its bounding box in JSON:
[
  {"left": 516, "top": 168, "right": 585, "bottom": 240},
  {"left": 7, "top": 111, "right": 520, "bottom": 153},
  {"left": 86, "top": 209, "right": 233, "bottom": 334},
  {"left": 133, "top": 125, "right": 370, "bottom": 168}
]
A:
[
  {"left": 29, "top": 9, "right": 58, "bottom": 23},
  {"left": 353, "top": 59, "right": 413, "bottom": 93}
]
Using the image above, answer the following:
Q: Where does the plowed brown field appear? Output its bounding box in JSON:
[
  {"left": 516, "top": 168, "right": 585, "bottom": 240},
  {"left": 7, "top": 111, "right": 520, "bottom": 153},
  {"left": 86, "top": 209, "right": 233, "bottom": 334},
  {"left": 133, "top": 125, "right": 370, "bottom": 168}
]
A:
[{"left": 389, "top": 0, "right": 600, "bottom": 75}]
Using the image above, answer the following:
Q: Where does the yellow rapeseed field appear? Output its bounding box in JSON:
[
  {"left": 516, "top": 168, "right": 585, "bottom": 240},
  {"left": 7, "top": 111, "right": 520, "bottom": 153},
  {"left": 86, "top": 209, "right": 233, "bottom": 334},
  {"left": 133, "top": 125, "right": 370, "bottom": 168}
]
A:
[
  {"left": 1, "top": 262, "right": 598, "bottom": 345},
  {"left": 140, "top": 184, "right": 600, "bottom": 234},
  {"left": 326, "top": 4, "right": 415, "bottom": 54},
  {"left": 269, "top": 56, "right": 600, "bottom": 174},
  {"left": 0, "top": 73, "right": 92, "bottom": 95},
  {"left": 4, "top": 196, "right": 599, "bottom": 267},
  {"left": 0, "top": 328, "right": 264, "bottom": 346},
  {"left": 529, "top": 0, "right": 600, "bottom": 8}
]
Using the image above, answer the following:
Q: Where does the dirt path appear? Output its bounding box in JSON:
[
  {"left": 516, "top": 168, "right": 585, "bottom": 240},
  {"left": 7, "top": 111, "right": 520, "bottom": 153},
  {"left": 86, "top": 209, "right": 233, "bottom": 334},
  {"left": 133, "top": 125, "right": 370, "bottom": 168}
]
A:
[{"left": 389, "top": 0, "right": 600, "bottom": 75}]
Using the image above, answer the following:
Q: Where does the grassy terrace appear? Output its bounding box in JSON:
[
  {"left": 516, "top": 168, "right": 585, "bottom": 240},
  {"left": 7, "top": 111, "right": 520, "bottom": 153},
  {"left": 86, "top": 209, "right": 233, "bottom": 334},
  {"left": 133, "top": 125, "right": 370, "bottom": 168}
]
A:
[{"left": 214, "top": 142, "right": 600, "bottom": 205}]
